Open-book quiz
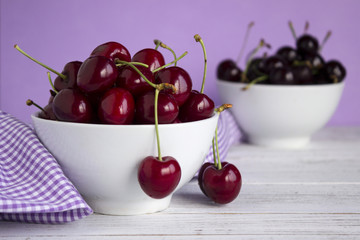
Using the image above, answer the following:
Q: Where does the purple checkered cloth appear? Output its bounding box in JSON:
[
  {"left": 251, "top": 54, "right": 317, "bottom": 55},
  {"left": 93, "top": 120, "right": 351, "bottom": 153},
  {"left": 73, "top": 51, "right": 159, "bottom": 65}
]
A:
[
  {"left": 0, "top": 110, "right": 93, "bottom": 224},
  {"left": 0, "top": 109, "right": 240, "bottom": 224}
]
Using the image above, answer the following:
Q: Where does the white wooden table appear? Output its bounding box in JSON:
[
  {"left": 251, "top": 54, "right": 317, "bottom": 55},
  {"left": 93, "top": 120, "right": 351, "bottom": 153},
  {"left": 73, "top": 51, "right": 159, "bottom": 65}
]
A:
[{"left": 1, "top": 127, "right": 360, "bottom": 239}]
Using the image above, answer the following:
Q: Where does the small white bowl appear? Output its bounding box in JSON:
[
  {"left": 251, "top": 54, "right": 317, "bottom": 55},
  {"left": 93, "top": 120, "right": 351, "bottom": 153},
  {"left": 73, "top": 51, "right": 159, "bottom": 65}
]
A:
[
  {"left": 216, "top": 80, "right": 344, "bottom": 148},
  {"left": 32, "top": 113, "right": 219, "bottom": 215}
]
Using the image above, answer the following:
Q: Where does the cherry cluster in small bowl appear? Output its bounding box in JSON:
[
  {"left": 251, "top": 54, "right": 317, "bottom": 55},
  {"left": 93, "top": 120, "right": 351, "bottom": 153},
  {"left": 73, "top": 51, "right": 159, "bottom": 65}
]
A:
[{"left": 217, "top": 22, "right": 347, "bottom": 86}]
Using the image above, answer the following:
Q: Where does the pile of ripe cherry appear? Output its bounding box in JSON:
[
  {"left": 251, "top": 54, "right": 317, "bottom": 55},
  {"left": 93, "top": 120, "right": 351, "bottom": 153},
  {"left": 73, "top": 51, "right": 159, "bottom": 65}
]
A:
[
  {"left": 17, "top": 35, "right": 241, "bottom": 204},
  {"left": 217, "top": 22, "right": 346, "bottom": 86}
]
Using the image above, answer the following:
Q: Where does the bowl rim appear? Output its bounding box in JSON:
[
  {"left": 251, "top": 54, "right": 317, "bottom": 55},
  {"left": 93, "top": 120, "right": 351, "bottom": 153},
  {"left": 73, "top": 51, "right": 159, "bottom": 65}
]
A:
[
  {"left": 216, "top": 78, "right": 345, "bottom": 90},
  {"left": 31, "top": 112, "right": 219, "bottom": 128}
]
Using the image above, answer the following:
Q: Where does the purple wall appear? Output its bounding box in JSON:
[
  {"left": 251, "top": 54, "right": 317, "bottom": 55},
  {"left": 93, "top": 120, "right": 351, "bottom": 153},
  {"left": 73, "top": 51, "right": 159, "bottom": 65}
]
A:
[{"left": 1, "top": 0, "right": 359, "bottom": 125}]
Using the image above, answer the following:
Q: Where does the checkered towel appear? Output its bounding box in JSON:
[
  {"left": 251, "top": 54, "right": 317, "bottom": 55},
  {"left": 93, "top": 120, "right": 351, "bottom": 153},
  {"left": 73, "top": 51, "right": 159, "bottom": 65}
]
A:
[
  {"left": 0, "top": 110, "right": 93, "bottom": 224},
  {"left": 0, "top": 109, "right": 240, "bottom": 224}
]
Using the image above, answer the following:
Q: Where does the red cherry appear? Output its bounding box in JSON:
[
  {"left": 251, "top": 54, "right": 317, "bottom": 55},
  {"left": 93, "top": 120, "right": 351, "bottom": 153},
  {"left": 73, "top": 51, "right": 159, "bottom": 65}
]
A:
[
  {"left": 155, "top": 66, "right": 193, "bottom": 106},
  {"left": 54, "top": 61, "right": 82, "bottom": 91},
  {"left": 48, "top": 90, "right": 57, "bottom": 104},
  {"left": 132, "top": 48, "right": 165, "bottom": 71},
  {"left": 178, "top": 90, "right": 215, "bottom": 122},
  {"left": 135, "top": 91, "right": 179, "bottom": 124},
  {"left": 52, "top": 89, "right": 92, "bottom": 123},
  {"left": 172, "top": 118, "right": 182, "bottom": 123},
  {"left": 197, "top": 162, "right": 214, "bottom": 196},
  {"left": 138, "top": 156, "right": 181, "bottom": 199},
  {"left": 116, "top": 65, "right": 155, "bottom": 98},
  {"left": 97, "top": 88, "right": 135, "bottom": 124},
  {"left": 202, "top": 163, "right": 242, "bottom": 204},
  {"left": 41, "top": 103, "right": 57, "bottom": 120},
  {"left": 77, "top": 56, "right": 118, "bottom": 94},
  {"left": 90, "top": 41, "right": 131, "bottom": 63}
]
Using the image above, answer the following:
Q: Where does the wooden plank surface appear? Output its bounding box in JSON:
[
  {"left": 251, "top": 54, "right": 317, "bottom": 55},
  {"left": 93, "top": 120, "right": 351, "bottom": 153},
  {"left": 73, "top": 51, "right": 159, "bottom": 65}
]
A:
[{"left": 1, "top": 126, "right": 360, "bottom": 239}]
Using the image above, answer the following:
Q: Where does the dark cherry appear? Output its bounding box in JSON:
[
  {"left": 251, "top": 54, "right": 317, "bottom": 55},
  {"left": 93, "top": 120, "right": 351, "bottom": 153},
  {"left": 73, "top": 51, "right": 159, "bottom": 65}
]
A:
[
  {"left": 296, "top": 34, "right": 319, "bottom": 56},
  {"left": 77, "top": 56, "right": 118, "bottom": 94},
  {"left": 135, "top": 91, "right": 179, "bottom": 124},
  {"left": 246, "top": 58, "right": 266, "bottom": 81},
  {"left": 303, "top": 53, "right": 325, "bottom": 69},
  {"left": 155, "top": 66, "right": 193, "bottom": 106},
  {"left": 268, "top": 67, "right": 297, "bottom": 85},
  {"left": 53, "top": 61, "right": 82, "bottom": 91},
  {"left": 52, "top": 89, "right": 92, "bottom": 123},
  {"left": 198, "top": 162, "right": 214, "bottom": 196},
  {"left": 138, "top": 156, "right": 181, "bottom": 199},
  {"left": 172, "top": 118, "right": 182, "bottom": 123},
  {"left": 291, "top": 65, "right": 313, "bottom": 85},
  {"left": 313, "top": 68, "right": 330, "bottom": 84},
  {"left": 276, "top": 46, "right": 300, "bottom": 64},
  {"left": 97, "top": 88, "right": 135, "bottom": 124},
  {"left": 178, "top": 90, "right": 215, "bottom": 122},
  {"left": 90, "top": 41, "right": 131, "bottom": 63},
  {"left": 116, "top": 65, "right": 155, "bottom": 98},
  {"left": 217, "top": 59, "right": 242, "bottom": 82},
  {"left": 202, "top": 162, "right": 242, "bottom": 204},
  {"left": 48, "top": 90, "right": 57, "bottom": 104},
  {"left": 262, "top": 56, "right": 287, "bottom": 74},
  {"left": 324, "top": 60, "right": 346, "bottom": 82},
  {"left": 132, "top": 48, "right": 165, "bottom": 72},
  {"left": 38, "top": 103, "right": 57, "bottom": 120}
]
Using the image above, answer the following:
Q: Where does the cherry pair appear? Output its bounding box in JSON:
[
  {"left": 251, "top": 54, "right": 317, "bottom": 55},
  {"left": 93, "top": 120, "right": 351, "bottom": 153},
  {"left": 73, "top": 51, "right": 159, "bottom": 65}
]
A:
[{"left": 198, "top": 105, "right": 242, "bottom": 204}]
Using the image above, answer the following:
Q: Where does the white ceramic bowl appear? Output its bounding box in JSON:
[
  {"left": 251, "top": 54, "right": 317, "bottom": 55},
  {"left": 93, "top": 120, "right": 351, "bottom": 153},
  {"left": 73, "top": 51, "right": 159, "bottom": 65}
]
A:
[
  {"left": 216, "top": 80, "right": 345, "bottom": 148},
  {"left": 32, "top": 113, "right": 219, "bottom": 215}
]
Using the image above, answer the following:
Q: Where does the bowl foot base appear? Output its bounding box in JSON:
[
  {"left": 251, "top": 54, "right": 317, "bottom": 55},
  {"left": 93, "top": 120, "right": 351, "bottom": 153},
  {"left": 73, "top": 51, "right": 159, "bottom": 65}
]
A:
[
  {"left": 246, "top": 136, "right": 310, "bottom": 148},
  {"left": 85, "top": 196, "right": 172, "bottom": 215}
]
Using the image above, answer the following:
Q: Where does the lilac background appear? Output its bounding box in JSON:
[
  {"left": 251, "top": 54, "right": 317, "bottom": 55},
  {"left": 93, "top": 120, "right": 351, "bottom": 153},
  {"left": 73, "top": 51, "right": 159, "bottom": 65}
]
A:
[{"left": 0, "top": 0, "right": 359, "bottom": 125}]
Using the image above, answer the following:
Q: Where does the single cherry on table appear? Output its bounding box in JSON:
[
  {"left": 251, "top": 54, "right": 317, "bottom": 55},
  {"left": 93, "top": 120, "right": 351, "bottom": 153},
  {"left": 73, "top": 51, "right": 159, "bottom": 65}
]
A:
[{"left": 202, "top": 162, "right": 242, "bottom": 204}]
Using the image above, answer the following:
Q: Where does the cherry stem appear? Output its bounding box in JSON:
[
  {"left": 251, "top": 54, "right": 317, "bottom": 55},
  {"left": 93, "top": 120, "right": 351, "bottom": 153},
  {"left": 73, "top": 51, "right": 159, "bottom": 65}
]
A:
[
  {"left": 115, "top": 61, "right": 149, "bottom": 68},
  {"left": 293, "top": 60, "right": 313, "bottom": 68},
  {"left": 319, "top": 30, "right": 332, "bottom": 53},
  {"left": 117, "top": 60, "right": 157, "bottom": 89},
  {"left": 215, "top": 104, "right": 233, "bottom": 113},
  {"left": 331, "top": 75, "right": 338, "bottom": 83},
  {"left": 154, "top": 88, "right": 162, "bottom": 161},
  {"left": 117, "top": 62, "right": 177, "bottom": 93},
  {"left": 242, "top": 75, "right": 268, "bottom": 91},
  {"left": 288, "top": 21, "right": 297, "bottom": 41},
  {"left": 154, "top": 40, "right": 161, "bottom": 50},
  {"left": 194, "top": 34, "right": 207, "bottom": 94},
  {"left": 14, "top": 44, "right": 66, "bottom": 79},
  {"left": 26, "top": 99, "right": 45, "bottom": 113},
  {"left": 47, "top": 72, "right": 58, "bottom": 94},
  {"left": 152, "top": 51, "right": 188, "bottom": 73},
  {"left": 215, "top": 125, "right": 222, "bottom": 170},
  {"left": 236, "top": 21, "right": 255, "bottom": 64},
  {"left": 243, "top": 39, "right": 266, "bottom": 80},
  {"left": 154, "top": 40, "right": 177, "bottom": 66},
  {"left": 304, "top": 21, "right": 309, "bottom": 33},
  {"left": 212, "top": 137, "right": 217, "bottom": 167}
]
